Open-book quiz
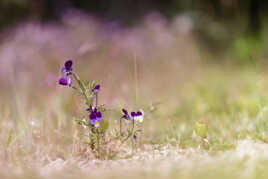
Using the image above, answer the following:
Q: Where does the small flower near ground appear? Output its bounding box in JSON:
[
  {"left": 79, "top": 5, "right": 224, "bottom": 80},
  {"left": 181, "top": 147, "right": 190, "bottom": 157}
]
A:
[
  {"left": 92, "top": 84, "right": 100, "bottom": 94},
  {"left": 121, "top": 108, "right": 133, "bottom": 121},
  {"left": 89, "top": 109, "right": 102, "bottom": 128},
  {"left": 59, "top": 60, "right": 73, "bottom": 86},
  {"left": 131, "top": 110, "right": 144, "bottom": 123}
]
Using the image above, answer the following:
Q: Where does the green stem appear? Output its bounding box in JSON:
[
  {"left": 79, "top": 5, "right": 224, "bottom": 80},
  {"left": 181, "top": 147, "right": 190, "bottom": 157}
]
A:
[
  {"left": 96, "top": 94, "right": 98, "bottom": 107},
  {"left": 131, "top": 120, "right": 135, "bottom": 151},
  {"left": 97, "top": 129, "right": 100, "bottom": 159},
  {"left": 72, "top": 72, "right": 92, "bottom": 107},
  {"left": 120, "top": 120, "right": 135, "bottom": 144},
  {"left": 119, "top": 118, "right": 122, "bottom": 136}
]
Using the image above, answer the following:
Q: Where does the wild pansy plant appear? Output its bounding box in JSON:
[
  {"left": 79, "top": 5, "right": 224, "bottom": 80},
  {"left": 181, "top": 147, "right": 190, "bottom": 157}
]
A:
[
  {"left": 120, "top": 108, "right": 144, "bottom": 146},
  {"left": 58, "top": 60, "right": 145, "bottom": 158},
  {"left": 58, "top": 60, "right": 107, "bottom": 158},
  {"left": 59, "top": 60, "right": 72, "bottom": 86}
]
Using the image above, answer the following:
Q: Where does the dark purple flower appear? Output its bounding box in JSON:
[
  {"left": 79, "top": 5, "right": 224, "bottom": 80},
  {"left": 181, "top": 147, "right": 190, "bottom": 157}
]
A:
[
  {"left": 96, "top": 111, "right": 102, "bottom": 122},
  {"left": 59, "top": 77, "right": 68, "bottom": 86},
  {"left": 59, "top": 60, "right": 73, "bottom": 87},
  {"left": 136, "top": 111, "right": 142, "bottom": 116},
  {"left": 122, "top": 109, "right": 128, "bottom": 116},
  {"left": 131, "top": 110, "right": 144, "bottom": 123},
  {"left": 92, "top": 84, "right": 100, "bottom": 94},
  {"left": 121, "top": 109, "right": 133, "bottom": 121},
  {"left": 89, "top": 109, "right": 102, "bottom": 128},
  {"left": 64, "top": 60, "right": 73, "bottom": 71},
  {"left": 131, "top": 112, "right": 136, "bottom": 117},
  {"left": 58, "top": 77, "right": 71, "bottom": 86},
  {"left": 89, "top": 112, "right": 97, "bottom": 125}
]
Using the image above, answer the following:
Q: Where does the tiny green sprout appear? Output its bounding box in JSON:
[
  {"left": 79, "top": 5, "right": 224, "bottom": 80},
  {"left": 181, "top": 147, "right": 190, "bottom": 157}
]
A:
[
  {"left": 194, "top": 121, "right": 207, "bottom": 139},
  {"left": 194, "top": 121, "right": 209, "bottom": 150}
]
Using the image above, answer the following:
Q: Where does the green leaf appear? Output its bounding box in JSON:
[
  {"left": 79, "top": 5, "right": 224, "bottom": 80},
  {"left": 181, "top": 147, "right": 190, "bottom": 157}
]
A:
[
  {"left": 194, "top": 121, "right": 207, "bottom": 139},
  {"left": 90, "top": 81, "right": 96, "bottom": 89}
]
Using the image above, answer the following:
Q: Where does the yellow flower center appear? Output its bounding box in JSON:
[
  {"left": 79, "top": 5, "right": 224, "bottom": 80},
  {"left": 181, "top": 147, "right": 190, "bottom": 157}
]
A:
[{"left": 95, "top": 121, "right": 100, "bottom": 127}]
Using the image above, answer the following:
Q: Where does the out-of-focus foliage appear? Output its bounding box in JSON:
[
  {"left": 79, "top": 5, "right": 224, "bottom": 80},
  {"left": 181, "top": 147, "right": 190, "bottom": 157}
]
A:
[
  {"left": 0, "top": 0, "right": 29, "bottom": 27},
  {"left": 1, "top": 0, "right": 266, "bottom": 63},
  {"left": 0, "top": 0, "right": 266, "bottom": 26},
  {"left": 233, "top": 37, "right": 263, "bottom": 64}
]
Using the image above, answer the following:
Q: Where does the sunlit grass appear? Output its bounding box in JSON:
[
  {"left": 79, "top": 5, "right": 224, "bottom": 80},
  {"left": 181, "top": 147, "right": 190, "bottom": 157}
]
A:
[{"left": 2, "top": 61, "right": 268, "bottom": 178}]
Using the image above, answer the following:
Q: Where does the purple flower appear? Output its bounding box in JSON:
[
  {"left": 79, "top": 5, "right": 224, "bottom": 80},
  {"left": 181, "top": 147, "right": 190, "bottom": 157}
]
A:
[
  {"left": 89, "top": 108, "right": 102, "bottom": 128},
  {"left": 58, "top": 76, "right": 71, "bottom": 86},
  {"left": 96, "top": 111, "right": 102, "bottom": 122},
  {"left": 89, "top": 112, "right": 97, "bottom": 125},
  {"left": 131, "top": 110, "right": 144, "bottom": 123},
  {"left": 64, "top": 60, "right": 72, "bottom": 71},
  {"left": 121, "top": 108, "right": 133, "bottom": 121},
  {"left": 59, "top": 60, "right": 73, "bottom": 86},
  {"left": 92, "top": 84, "right": 100, "bottom": 94}
]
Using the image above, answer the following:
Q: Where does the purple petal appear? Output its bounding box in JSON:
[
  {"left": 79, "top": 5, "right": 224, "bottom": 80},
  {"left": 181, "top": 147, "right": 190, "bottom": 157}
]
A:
[
  {"left": 129, "top": 116, "right": 134, "bottom": 121},
  {"left": 94, "top": 84, "right": 100, "bottom": 90},
  {"left": 61, "top": 67, "right": 67, "bottom": 76},
  {"left": 93, "top": 108, "right": 97, "bottom": 113},
  {"left": 90, "top": 119, "right": 95, "bottom": 125},
  {"left": 96, "top": 117, "right": 102, "bottom": 122},
  {"left": 136, "top": 111, "right": 142, "bottom": 116},
  {"left": 59, "top": 77, "right": 68, "bottom": 86},
  {"left": 64, "top": 60, "right": 73, "bottom": 71},
  {"left": 96, "top": 111, "right": 102, "bottom": 118},
  {"left": 131, "top": 112, "right": 136, "bottom": 117},
  {"left": 89, "top": 112, "right": 96, "bottom": 120},
  {"left": 122, "top": 109, "right": 128, "bottom": 115}
]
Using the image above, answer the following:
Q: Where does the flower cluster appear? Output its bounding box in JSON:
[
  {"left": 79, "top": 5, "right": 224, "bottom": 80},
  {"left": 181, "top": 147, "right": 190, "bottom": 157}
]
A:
[
  {"left": 122, "top": 109, "right": 144, "bottom": 123},
  {"left": 58, "top": 60, "right": 103, "bottom": 129},
  {"left": 59, "top": 60, "right": 73, "bottom": 86}
]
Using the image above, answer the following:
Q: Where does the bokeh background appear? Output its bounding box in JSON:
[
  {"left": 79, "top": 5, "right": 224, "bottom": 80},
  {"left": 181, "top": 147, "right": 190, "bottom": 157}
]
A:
[
  {"left": 3, "top": 1, "right": 268, "bottom": 176},
  {"left": 1, "top": 0, "right": 267, "bottom": 99}
]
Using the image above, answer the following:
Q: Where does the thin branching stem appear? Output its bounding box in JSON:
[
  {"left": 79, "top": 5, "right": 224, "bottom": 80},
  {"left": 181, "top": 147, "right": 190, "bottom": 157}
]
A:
[
  {"left": 120, "top": 120, "right": 135, "bottom": 144},
  {"left": 119, "top": 118, "right": 122, "bottom": 135},
  {"left": 72, "top": 72, "right": 92, "bottom": 107},
  {"left": 96, "top": 94, "right": 98, "bottom": 106},
  {"left": 97, "top": 129, "right": 101, "bottom": 159}
]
